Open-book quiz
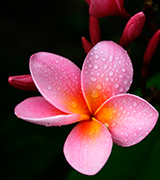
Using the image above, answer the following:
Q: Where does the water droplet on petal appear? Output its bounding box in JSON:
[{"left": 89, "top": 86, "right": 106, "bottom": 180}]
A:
[
  {"left": 88, "top": 64, "right": 92, "bottom": 68},
  {"left": 105, "top": 77, "right": 109, "bottom": 81},
  {"left": 47, "top": 85, "right": 52, "bottom": 90},
  {"left": 133, "top": 102, "right": 137, "bottom": 106},
  {"left": 96, "top": 84, "right": 102, "bottom": 89},
  {"left": 91, "top": 90, "right": 99, "bottom": 98},
  {"left": 114, "top": 83, "right": 119, "bottom": 88},
  {"left": 138, "top": 127, "right": 142, "bottom": 130},
  {"left": 103, "top": 64, "right": 108, "bottom": 69},
  {"left": 71, "top": 101, "right": 77, "bottom": 108},
  {"left": 94, "top": 46, "right": 98, "bottom": 50},
  {"left": 122, "top": 67, "right": 126, "bottom": 72},
  {"left": 134, "top": 133, "right": 137, "bottom": 136},
  {"left": 109, "top": 71, "right": 113, "bottom": 76},
  {"left": 119, "top": 87, "right": 124, "bottom": 92},
  {"left": 93, "top": 64, "right": 99, "bottom": 69},
  {"left": 124, "top": 80, "right": 127, "bottom": 84},
  {"left": 109, "top": 55, "right": 113, "bottom": 62},
  {"left": 90, "top": 77, "right": 97, "bottom": 82},
  {"left": 95, "top": 54, "right": 99, "bottom": 59},
  {"left": 101, "top": 57, "right": 106, "bottom": 61}
]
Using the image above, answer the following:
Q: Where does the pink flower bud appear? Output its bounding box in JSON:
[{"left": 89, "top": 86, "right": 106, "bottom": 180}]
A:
[{"left": 119, "top": 12, "right": 146, "bottom": 48}]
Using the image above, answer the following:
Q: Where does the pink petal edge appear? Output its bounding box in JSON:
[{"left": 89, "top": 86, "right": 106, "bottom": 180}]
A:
[
  {"left": 64, "top": 120, "right": 113, "bottom": 175},
  {"left": 95, "top": 94, "right": 158, "bottom": 147},
  {"left": 15, "top": 96, "right": 89, "bottom": 127}
]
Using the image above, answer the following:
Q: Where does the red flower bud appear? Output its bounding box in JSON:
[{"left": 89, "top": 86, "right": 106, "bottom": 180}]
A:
[
  {"left": 8, "top": 74, "right": 37, "bottom": 91},
  {"left": 85, "top": 0, "right": 131, "bottom": 19},
  {"left": 119, "top": 12, "right": 145, "bottom": 48}
]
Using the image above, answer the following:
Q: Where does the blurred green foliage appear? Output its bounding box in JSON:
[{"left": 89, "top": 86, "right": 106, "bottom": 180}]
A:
[{"left": 1, "top": 0, "right": 160, "bottom": 179}]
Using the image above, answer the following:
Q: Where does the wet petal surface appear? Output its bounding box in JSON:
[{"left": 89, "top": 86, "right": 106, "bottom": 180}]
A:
[
  {"left": 64, "top": 120, "right": 113, "bottom": 175},
  {"left": 15, "top": 96, "right": 89, "bottom": 126},
  {"left": 82, "top": 41, "right": 133, "bottom": 113},
  {"left": 30, "top": 52, "right": 89, "bottom": 115},
  {"left": 95, "top": 94, "right": 158, "bottom": 146}
]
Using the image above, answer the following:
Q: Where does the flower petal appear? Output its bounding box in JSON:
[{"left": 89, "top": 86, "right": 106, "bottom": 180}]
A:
[
  {"left": 30, "top": 52, "right": 89, "bottom": 115},
  {"left": 82, "top": 41, "right": 133, "bottom": 113},
  {"left": 15, "top": 96, "right": 90, "bottom": 126},
  {"left": 95, "top": 94, "right": 158, "bottom": 147},
  {"left": 64, "top": 120, "right": 113, "bottom": 175}
]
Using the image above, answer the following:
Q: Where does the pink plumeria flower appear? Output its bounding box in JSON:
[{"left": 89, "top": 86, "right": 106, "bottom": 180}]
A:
[
  {"left": 85, "top": 0, "right": 131, "bottom": 19},
  {"left": 15, "top": 41, "right": 158, "bottom": 175}
]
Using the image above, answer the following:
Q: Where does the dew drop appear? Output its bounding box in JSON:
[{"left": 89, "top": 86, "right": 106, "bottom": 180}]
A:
[
  {"left": 111, "top": 122, "right": 117, "bottom": 127},
  {"left": 103, "top": 64, "right": 108, "bottom": 69},
  {"left": 91, "top": 90, "right": 99, "bottom": 98},
  {"left": 94, "top": 46, "right": 98, "bottom": 50},
  {"left": 114, "top": 83, "right": 119, "bottom": 88},
  {"left": 90, "top": 77, "right": 97, "bottom": 82},
  {"left": 105, "top": 77, "right": 109, "bottom": 81},
  {"left": 101, "top": 57, "right": 106, "bottom": 61},
  {"left": 71, "top": 101, "right": 77, "bottom": 109},
  {"left": 47, "top": 85, "right": 52, "bottom": 90},
  {"left": 122, "top": 67, "right": 126, "bottom": 72},
  {"left": 96, "top": 84, "right": 102, "bottom": 89},
  {"left": 93, "top": 64, "right": 99, "bottom": 69},
  {"left": 95, "top": 54, "right": 99, "bottom": 59},
  {"left": 109, "top": 55, "right": 113, "bottom": 62},
  {"left": 123, "top": 80, "right": 127, "bottom": 84},
  {"left": 109, "top": 71, "right": 113, "bottom": 76},
  {"left": 133, "top": 102, "right": 137, "bottom": 107},
  {"left": 88, "top": 64, "right": 92, "bottom": 68},
  {"left": 119, "top": 87, "right": 124, "bottom": 92},
  {"left": 138, "top": 127, "right": 142, "bottom": 130},
  {"left": 97, "top": 72, "right": 100, "bottom": 76},
  {"left": 134, "top": 132, "right": 137, "bottom": 136}
]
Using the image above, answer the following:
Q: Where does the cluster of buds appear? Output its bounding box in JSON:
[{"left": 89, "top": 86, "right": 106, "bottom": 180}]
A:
[{"left": 9, "top": 0, "right": 160, "bottom": 104}]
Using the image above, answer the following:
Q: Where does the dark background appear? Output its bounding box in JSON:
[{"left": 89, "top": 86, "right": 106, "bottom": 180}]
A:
[{"left": 1, "top": 0, "right": 160, "bottom": 179}]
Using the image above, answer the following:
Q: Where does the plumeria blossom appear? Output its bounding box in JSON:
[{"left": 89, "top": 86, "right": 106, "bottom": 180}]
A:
[
  {"left": 85, "top": 0, "right": 131, "bottom": 19},
  {"left": 14, "top": 41, "right": 158, "bottom": 175}
]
